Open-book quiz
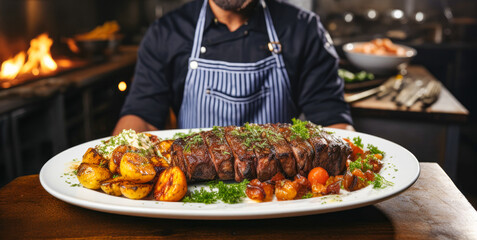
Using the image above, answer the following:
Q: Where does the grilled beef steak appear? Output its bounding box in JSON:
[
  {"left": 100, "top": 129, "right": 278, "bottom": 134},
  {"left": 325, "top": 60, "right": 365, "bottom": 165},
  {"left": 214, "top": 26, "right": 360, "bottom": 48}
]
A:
[
  {"left": 272, "top": 123, "right": 314, "bottom": 176},
  {"left": 170, "top": 122, "right": 351, "bottom": 182},
  {"left": 224, "top": 126, "right": 257, "bottom": 182},
  {"left": 262, "top": 124, "right": 297, "bottom": 178},
  {"left": 200, "top": 127, "right": 234, "bottom": 180},
  {"left": 171, "top": 133, "right": 216, "bottom": 182}
]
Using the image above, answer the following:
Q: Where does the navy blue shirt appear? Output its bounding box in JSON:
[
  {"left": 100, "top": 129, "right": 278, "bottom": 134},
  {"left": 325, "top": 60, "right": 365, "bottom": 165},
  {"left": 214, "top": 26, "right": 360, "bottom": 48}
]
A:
[{"left": 120, "top": 0, "right": 353, "bottom": 129}]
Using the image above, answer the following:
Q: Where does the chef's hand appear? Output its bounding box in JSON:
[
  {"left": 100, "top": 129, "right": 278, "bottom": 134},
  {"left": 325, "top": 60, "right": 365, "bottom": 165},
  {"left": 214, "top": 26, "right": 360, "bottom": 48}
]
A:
[{"left": 113, "top": 115, "right": 158, "bottom": 135}]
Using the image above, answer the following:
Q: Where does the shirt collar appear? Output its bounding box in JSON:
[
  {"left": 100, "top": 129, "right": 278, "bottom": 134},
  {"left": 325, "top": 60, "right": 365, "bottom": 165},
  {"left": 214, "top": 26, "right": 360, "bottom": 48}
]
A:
[{"left": 203, "top": 0, "right": 263, "bottom": 32}]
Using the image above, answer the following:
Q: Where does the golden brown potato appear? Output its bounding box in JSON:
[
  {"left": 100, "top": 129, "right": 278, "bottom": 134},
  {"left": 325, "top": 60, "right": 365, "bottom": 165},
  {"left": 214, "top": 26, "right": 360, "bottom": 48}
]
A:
[
  {"left": 76, "top": 163, "right": 112, "bottom": 190},
  {"left": 109, "top": 145, "right": 139, "bottom": 174},
  {"left": 82, "top": 147, "right": 108, "bottom": 166},
  {"left": 150, "top": 156, "right": 169, "bottom": 175},
  {"left": 154, "top": 140, "right": 174, "bottom": 163},
  {"left": 155, "top": 140, "right": 174, "bottom": 154},
  {"left": 120, "top": 152, "right": 156, "bottom": 183},
  {"left": 120, "top": 182, "right": 153, "bottom": 200},
  {"left": 153, "top": 166, "right": 187, "bottom": 202},
  {"left": 100, "top": 177, "right": 126, "bottom": 196}
]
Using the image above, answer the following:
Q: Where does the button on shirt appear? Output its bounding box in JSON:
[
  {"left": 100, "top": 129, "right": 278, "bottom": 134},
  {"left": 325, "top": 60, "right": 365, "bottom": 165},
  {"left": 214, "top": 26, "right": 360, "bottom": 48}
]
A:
[{"left": 120, "top": 0, "right": 353, "bottom": 129}]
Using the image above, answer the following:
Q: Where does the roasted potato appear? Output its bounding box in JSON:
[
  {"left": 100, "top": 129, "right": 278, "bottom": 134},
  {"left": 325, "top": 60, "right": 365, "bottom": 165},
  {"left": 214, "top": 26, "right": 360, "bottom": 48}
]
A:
[
  {"left": 120, "top": 152, "right": 156, "bottom": 183},
  {"left": 76, "top": 163, "right": 112, "bottom": 190},
  {"left": 154, "top": 140, "right": 173, "bottom": 162},
  {"left": 100, "top": 177, "right": 126, "bottom": 196},
  {"left": 82, "top": 147, "right": 108, "bottom": 166},
  {"left": 109, "top": 145, "right": 140, "bottom": 174},
  {"left": 120, "top": 182, "right": 153, "bottom": 200},
  {"left": 154, "top": 166, "right": 187, "bottom": 202},
  {"left": 150, "top": 156, "right": 169, "bottom": 175},
  {"left": 155, "top": 140, "right": 174, "bottom": 154}
]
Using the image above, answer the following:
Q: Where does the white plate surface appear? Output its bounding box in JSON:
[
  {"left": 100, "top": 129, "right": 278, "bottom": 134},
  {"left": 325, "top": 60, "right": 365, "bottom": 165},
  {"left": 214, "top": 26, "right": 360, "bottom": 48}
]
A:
[{"left": 40, "top": 128, "right": 420, "bottom": 220}]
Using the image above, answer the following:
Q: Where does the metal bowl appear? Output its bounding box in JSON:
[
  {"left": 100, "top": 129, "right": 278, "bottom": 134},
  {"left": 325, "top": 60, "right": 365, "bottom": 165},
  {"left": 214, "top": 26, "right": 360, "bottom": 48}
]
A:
[{"left": 342, "top": 42, "right": 417, "bottom": 75}]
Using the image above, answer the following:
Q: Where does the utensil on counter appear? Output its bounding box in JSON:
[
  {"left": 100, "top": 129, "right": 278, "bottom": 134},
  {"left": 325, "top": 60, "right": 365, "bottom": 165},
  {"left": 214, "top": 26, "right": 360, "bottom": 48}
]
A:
[
  {"left": 421, "top": 81, "right": 442, "bottom": 107},
  {"left": 376, "top": 74, "right": 404, "bottom": 99},
  {"left": 395, "top": 78, "right": 426, "bottom": 106},
  {"left": 395, "top": 79, "right": 442, "bottom": 107},
  {"left": 345, "top": 76, "right": 399, "bottom": 103}
]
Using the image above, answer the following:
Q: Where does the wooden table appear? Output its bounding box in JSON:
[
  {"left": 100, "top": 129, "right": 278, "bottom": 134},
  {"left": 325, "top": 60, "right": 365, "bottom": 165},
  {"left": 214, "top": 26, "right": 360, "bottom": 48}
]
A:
[
  {"left": 0, "top": 163, "right": 475, "bottom": 239},
  {"left": 345, "top": 66, "right": 468, "bottom": 180}
]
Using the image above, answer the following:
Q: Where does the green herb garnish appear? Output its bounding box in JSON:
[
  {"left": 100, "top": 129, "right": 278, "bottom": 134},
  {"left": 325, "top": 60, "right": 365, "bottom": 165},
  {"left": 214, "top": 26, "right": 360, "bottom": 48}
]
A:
[
  {"left": 183, "top": 134, "right": 204, "bottom": 153},
  {"left": 367, "top": 144, "right": 385, "bottom": 156},
  {"left": 290, "top": 118, "right": 310, "bottom": 140},
  {"left": 212, "top": 126, "right": 225, "bottom": 139},
  {"left": 182, "top": 180, "right": 249, "bottom": 204},
  {"left": 349, "top": 159, "right": 362, "bottom": 172},
  {"left": 231, "top": 123, "right": 271, "bottom": 150},
  {"left": 371, "top": 173, "right": 394, "bottom": 189},
  {"left": 302, "top": 192, "right": 314, "bottom": 199},
  {"left": 182, "top": 187, "right": 218, "bottom": 204},
  {"left": 173, "top": 130, "right": 195, "bottom": 139},
  {"left": 352, "top": 136, "right": 364, "bottom": 148}
]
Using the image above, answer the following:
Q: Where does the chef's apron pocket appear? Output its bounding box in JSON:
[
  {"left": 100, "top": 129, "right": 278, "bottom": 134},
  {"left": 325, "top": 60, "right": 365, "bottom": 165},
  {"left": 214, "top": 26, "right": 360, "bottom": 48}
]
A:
[{"left": 206, "top": 88, "right": 270, "bottom": 104}]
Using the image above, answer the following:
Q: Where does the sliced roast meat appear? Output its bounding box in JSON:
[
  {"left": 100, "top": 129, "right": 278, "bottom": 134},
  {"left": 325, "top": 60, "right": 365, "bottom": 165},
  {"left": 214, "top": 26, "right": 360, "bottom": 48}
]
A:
[
  {"left": 261, "top": 124, "right": 297, "bottom": 178},
  {"left": 306, "top": 123, "right": 351, "bottom": 176},
  {"left": 200, "top": 127, "right": 234, "bottom": 180},
  {"left": 245, "top": 124, "right": 280, "bottom": 181},
  {"left": 171, "top": 138, "right": 189, "bottom": 180},
  {"left": 224, "top": 126, "right": 257, "bottom": 182},
  {"left": 172, "top": 133, "right": 216, "bottom": 181},
  {"left": 272, "top": 123, "right": 314, "bottom": 176},
  {"left": 171, "top": 122, "right": 352, "bottom": 183}
]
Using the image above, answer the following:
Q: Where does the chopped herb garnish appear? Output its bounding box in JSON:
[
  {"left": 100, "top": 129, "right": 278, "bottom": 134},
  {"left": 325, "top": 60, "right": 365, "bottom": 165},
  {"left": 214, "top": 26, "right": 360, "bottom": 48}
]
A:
[
  {"left": 302, "top": 192, "right": 314, "bottom": 199},
  {"left": 290, "top": 118, "right": 310, "bottom": 140},
  {"left": 349, "top": 159, "right": 362, "bottom": 172},
  {"left": 352, "top": 136, "right": 364, "bottom": 148},
  {"left": 231, "top": 123, "right": 271, "bottom": 150},
  {"left": 367, "top": 144, "right": 385, "bottom": 156},
  {"left": 95, "top": 129, "right": 157, "bottom": 159},
  {"left": 173, "top": 130, "right": 195, "bottom": 139},
  {"left": 182, "top": 187, "right": 217, "bottom": 204},
  {"left": 183, "top": 134, "right": 204, "bottom": 153},
  {"left": 182, "top": 180, "right": 249, "bottom": 204},
  {"left": 212, "top": 126, "right": 224, "bottom": 139},
  {"left": 371, "top": 173, "right": 394, "bottom": 189}
]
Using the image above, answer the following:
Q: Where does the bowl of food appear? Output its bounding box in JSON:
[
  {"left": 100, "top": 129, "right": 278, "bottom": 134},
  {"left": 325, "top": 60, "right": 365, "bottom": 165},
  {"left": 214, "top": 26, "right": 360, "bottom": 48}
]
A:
[
  {"left": 342, "top": 38, "right": 416, "bottom": 75},
  {"left": 65, "top": 21, "right": 121, "bottom": 57}
]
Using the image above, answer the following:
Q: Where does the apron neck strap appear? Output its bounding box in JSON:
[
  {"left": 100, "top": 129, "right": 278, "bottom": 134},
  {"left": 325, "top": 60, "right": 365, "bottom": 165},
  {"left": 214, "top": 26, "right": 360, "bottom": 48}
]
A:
[{"left": 191, "top": 0, "right": 281, "bottom": 59}]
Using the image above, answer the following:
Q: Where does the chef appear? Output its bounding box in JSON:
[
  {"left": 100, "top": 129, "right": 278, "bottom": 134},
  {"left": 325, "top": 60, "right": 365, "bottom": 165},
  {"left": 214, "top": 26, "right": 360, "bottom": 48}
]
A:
[{"left": 113, "top": 0, "right": 353, "bottom": 134}]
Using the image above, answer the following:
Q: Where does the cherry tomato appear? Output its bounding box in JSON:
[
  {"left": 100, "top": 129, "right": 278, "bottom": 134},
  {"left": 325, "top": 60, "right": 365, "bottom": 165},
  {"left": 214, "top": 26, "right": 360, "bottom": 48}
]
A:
[{"left": 308, "top": 167, "right": 329, "bottom": 185}]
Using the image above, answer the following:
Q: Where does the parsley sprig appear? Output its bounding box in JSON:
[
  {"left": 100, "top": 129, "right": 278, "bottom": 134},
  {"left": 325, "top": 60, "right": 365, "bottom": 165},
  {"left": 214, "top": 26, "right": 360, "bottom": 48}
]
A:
[
  {"left": 182, "top": 180, "right": 250, "bottom": 204},
  {"left": 290, "top": 118, "right": 310, "bottom": 140}
]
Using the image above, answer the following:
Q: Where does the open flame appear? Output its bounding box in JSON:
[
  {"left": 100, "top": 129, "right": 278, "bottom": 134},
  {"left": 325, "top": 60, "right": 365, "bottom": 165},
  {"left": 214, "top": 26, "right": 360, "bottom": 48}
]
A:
[{"left": 0, "top": 33, "right": 57, "bottom": 80}]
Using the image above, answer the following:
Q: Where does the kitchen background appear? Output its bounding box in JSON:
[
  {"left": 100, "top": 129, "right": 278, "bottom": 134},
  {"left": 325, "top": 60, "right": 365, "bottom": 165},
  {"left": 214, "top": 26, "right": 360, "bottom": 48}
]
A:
[{"left": 0, "top": 0, "right": 476, "bottom": 206}]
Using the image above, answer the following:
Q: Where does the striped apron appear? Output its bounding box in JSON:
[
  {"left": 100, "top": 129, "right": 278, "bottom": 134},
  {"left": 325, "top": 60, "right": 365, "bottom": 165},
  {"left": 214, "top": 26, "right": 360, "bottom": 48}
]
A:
[{"left": 178, "top": 0, "right": 295, "bottom": 128}]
